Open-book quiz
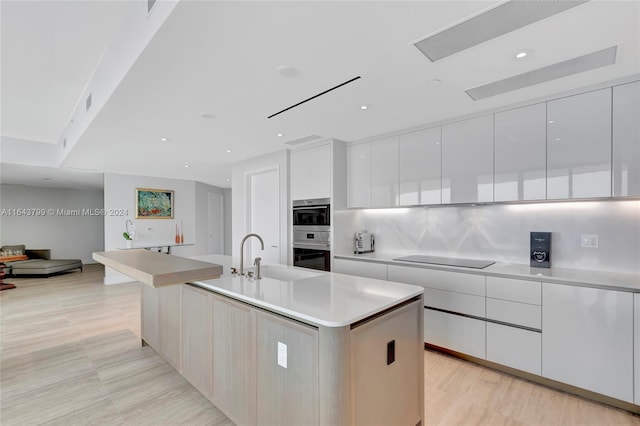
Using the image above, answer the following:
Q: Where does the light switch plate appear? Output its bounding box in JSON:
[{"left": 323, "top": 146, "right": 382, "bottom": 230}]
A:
[
  {"left": 581, "top": 234, "right": 599, "bottom": 248},
  {"left": 277, "top": 341, "right": 287, "bottom": 368}
]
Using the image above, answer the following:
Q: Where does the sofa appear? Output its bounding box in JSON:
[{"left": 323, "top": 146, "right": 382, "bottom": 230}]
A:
[{"left": 1, "top": 245, "right": 83, "bottom": 277}]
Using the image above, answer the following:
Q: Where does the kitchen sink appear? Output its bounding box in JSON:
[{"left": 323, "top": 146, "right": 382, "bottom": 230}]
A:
[{"left": 250, "top": 265, "right": 323, "bottom": 281}]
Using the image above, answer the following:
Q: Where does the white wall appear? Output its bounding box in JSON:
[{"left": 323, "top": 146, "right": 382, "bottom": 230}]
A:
[
  {"left": 0, "top": 184, "right": 104, "bottom": 264},
  {"left": 334, "top": 200, "right": 640, "bottom": 275},
  {"left": 223, "top": 188, "right": 232, "bottom": 255},
  {"left": 103, "top": 173, "right": 225, "bottom": 284},
  {"left": 232, "top": 150, "right": 289, "bottom": 265}
]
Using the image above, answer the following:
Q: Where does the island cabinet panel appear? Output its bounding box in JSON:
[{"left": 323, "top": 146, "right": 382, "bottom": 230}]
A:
[
  {"left": 351, "top": 300, "right": 423, "bottom": 426},
  {"left": 181, "top": 285, "right": 212, "bottom": 398},
  {"left": 256, "top": 311, "right": 319, "bottom": 426},
  {"left": 142, "top": 285, "right": 160, "bottom": 349},
  {"left": 158, "top": 284, "right": 182, "bottom": 371},
  {"left": 542, "top": 282, "right": 633, "bottom": 403},
  {"left": 425, "top": 308, "right": 486, "bottom": 359},
  {"left": 547, "top": 88, "right": 612, "bottom": 199},
  {"left": 211, "top": 295, "right": 256, "bottom": 426},
  {"left": 613, "top": 81, "right": 640, "bottom": 197}
]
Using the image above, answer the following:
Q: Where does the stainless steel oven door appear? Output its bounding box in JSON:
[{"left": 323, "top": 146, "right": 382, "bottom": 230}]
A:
[{"left": 292, "top": 244, "right": 331, "bottom": 271}]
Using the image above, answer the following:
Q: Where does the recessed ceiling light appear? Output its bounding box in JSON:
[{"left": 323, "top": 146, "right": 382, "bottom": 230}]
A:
[
  {"left": 360, "top": 105, "right": 370, "bottom": 110},
  {"left": 160, "top": 137, "right": 169, "bottom": 142},
  {"left": 429, "top": 79, "right": 442, "bottom": 86},
  {"left": 514, "top": 49, "right": 533, "bottom": 60},
  {"left": 200, "top": 112, "right": 216, "bottom": 119},
  {"left": 184, "top": 164, "right": 191, "bottom": 168},
  {"left": 226, "top": 149, "right": 232, "bottom": 153},
  {"left": 548, "top": 120, "right": 555, "bottom": 124},
  {"left": 554, "top": 138, "right": 561, "bottom": 141},
  {"left": 225, "top": 178, "right": 230, "bottom": 182},
  {"left": 277, "top": 65, "right": 299, "bottom": 77},
  {"left": 277, "top": 133, "right": 284, "bottom": 137}
]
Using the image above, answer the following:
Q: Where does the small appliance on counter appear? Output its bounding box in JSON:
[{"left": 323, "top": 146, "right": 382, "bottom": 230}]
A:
[
  {"left": 530, "top": 231, "right": 551, "bottom": 268},
  {"left": 354, "top": 231, "right": 375, "bottom": 254}
]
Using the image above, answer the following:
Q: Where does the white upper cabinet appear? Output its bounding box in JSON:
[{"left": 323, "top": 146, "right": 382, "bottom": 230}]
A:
[
  {"left": 442, "top": 115, "right": 494, "bottom": 204},
  {"left": 399, "top": 127, "right": 442, "bottom": 205},
  {"left": 347, "top": 142, "right": 371, "bottom": 208},
  {"left": 613, "top": 81, "right": 640, "bottom": 197},
  {"left": 290, "top": 143, "right": 331, "bottom": 200},
  {"left": 494, "top": 103, "right": 546, "bottom": 201},
  {"left": 371, "top": 136, "right": 399, "bottom": 207},
  {"left": 547, "top": 89, "right": 612, "bottom": 199}
]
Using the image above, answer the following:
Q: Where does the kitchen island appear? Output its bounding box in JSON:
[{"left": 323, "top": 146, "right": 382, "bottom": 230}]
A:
[{"left": 97, "top": 252, "right": 425, "bottom": 426}]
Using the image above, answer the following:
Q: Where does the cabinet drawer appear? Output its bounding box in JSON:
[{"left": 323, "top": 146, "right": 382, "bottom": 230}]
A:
[
  {"left": 487, "top": 323, "right": 541, "bottom": 375},
  {"left": 424, "top": 308, "right": 485, "bottom": 359},
  {"left": 486, "top": 276, "right": 541, "bottom": 305},
  {"left": 333, "top": 259, "right": 387, "bottom": 280},
  {"left": 424, "top": 288, "right": 485, "bottom": 318},
  {"left": 389, "top": 265, "right": 485, "bottom": 296},
  {"left": 486, "top": 298, "right": 541, "bottom": 329}
]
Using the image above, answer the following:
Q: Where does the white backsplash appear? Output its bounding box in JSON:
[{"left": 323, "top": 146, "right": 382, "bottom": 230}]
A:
[{"left": 334, "top": 200, "right": 640, "bottom": 275}]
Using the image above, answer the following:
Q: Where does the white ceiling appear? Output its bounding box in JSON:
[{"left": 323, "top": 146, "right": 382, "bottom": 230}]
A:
[{"left": 2, "top": 0, "right": 639, "bottom": 190}]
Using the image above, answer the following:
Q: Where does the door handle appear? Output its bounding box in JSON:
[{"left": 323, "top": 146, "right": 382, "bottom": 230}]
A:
[{"left": 270, "top": 245, "right": 278, "bottom": 248}]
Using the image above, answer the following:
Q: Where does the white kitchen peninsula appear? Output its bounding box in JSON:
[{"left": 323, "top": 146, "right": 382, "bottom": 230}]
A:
[{"left": 96, "top": 251, "right": 425, "bottom": 426}]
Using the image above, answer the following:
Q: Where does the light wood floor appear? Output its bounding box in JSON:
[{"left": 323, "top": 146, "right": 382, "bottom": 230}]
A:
[{"left": 1, "top": 265, "right": 639, "bottom": 425}]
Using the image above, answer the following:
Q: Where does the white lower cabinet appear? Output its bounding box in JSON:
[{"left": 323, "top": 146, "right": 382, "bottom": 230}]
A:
[
  {"left": 425, "top": 308, "right": 485, "bottom": 359},
  {"left": 486, "top": 298, "right": 541, "bottom": 329},
  {"left": 542, "top": 282, "right": 633, "bottom": 403},
  {"left": 333, "top": 258, "right": 387, "bottom": 280},
  {"left": 635, "top": 294, "right": 640, "bottom": 405},
  {"left": 486, "top": 323, "right": 541, "bottom": 375},
  {"left": 424, "top": 288, "right": 485, "bottom": 317}
]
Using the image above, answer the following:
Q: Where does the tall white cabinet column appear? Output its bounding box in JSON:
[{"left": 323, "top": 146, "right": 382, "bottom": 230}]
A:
[
  {"left": 547, "top": 88, "right": 612, "bottom": 199},
  {"left": 494, "top": 103, "right": 546, "bottom": 201},
  {"left": 442, "top": 115, "right": 494, "bottom": 204},
  {"left": 613, "top": 81, "right": 640, "bottom": 197},
  {"left": 399, "top": 127, "right": 442, "bottom": 205}
]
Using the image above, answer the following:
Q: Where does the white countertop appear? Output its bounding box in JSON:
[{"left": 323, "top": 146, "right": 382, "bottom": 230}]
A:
[
  {"left": 335, "top": 252, "right": 640, "bottom": 292},
  {"left": 189, "top": 255, "right": 424, "bottom": 328}
]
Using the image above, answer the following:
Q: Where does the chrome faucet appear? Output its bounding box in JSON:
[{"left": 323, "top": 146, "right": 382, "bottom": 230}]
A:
[{"left": 239, "top": 233, "right": 264, "bottom": 275}]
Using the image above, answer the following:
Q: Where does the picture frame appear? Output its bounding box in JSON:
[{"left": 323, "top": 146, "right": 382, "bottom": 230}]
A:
[{"left": 135, "top": 188, "right": 174, "bottom": 219}]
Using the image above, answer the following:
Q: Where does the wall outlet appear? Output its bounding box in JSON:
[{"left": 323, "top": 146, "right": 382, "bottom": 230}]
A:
[
  {"left": 277, "top": 341, "right": 287, "bottom": 368},
  {"left": 581, "top": 234, "right": 599, "bottom": 248}
]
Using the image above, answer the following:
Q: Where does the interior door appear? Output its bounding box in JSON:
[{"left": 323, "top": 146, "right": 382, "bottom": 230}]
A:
[
  {"left": 249, "top": 168, "right": 280, "bottom": 264},
  {"left": 207, "top": 192, "right": 224, "bottom": 254}
]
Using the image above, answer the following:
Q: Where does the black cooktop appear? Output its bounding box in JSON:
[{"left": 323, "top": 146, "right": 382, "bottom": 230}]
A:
[{"left": 392, "top": 255, "right": 495, "bottom": 269}]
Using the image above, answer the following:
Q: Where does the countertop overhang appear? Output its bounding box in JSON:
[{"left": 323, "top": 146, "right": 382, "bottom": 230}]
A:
[{"left": 93, "top": 250, "right": 223, "bottom": 287}]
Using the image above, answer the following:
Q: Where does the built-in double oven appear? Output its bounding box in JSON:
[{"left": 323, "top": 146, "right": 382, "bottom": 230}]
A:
[{"left": 292, "top": 198, "right": 331, "bottom": 272}]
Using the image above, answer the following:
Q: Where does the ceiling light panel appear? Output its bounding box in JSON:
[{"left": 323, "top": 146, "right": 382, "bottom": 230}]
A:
[
  {"left": 466, "top": 46, "right": 617, "bottom": 101},
  {"left": 413, "top": 0, "right": 588, "bottom": 62}
]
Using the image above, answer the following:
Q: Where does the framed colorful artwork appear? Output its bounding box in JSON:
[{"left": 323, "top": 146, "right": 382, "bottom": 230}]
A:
[{"left": 135, "top": 188, "right": 174, "bottom": 219}]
